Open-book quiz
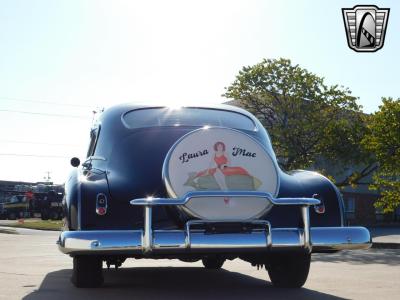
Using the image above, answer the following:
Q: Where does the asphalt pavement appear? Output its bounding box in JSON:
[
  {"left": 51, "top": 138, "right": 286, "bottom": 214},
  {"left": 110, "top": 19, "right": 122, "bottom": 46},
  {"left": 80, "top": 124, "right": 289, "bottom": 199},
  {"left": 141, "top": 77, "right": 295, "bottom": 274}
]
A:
[
  {"left": 0, "top": 228, "right": 399, "bottom": 300},
  {"left": 369, "top": 227, "right": 400, "bottom": 246}
]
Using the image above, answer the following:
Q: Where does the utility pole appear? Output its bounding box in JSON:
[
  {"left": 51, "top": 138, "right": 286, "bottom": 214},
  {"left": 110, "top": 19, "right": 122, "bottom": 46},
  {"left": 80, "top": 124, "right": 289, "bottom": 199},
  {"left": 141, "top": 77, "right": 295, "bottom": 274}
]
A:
[{"left": 44, "top": 171, "right": 51, "bottom": 183}]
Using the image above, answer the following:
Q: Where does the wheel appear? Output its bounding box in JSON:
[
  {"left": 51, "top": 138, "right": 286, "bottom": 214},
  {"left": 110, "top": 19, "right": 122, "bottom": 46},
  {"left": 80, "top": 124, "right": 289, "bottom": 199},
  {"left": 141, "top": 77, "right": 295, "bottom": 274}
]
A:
[
  {"left": 267, "top": 252, "right": 311, "bottom": 288},
  {"left": 8, "top": 212, "right": 17, "bottom": 220},
  {"left": 41, "top": 210, "right": 49, "bottom": 220},
  {"left": 202, "top": 257, "right": 225, "bottom": 269},
  {"left": 50, "top": 211, "right": 59, "bottom": 220},
  {"left": 71, "top": 256, "right": 103, "bottom": 288}
]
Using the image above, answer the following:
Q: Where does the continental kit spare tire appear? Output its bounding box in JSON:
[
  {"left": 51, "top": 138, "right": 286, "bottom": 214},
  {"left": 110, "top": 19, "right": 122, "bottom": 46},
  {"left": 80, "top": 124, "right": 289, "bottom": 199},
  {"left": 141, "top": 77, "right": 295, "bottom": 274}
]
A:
[{"left": 163, "top": 127, "right": 280, "bottom": 221}]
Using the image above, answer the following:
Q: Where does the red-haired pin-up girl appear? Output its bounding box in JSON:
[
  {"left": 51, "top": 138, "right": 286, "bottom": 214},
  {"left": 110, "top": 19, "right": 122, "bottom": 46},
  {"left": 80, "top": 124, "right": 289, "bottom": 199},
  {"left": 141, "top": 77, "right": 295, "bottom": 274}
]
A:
[{"left": 196, "top": 142, "right": 249, "bottom": 190}]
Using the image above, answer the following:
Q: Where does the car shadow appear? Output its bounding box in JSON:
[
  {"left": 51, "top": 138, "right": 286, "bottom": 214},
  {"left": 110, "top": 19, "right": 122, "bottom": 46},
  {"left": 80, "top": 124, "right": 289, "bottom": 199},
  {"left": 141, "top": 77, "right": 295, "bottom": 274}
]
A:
[
  {"left": 23, "top": 267, "right": 348, "bottom": 300},
  {"left": 313, "top": 249, "right": 400, "bottom": 266}
]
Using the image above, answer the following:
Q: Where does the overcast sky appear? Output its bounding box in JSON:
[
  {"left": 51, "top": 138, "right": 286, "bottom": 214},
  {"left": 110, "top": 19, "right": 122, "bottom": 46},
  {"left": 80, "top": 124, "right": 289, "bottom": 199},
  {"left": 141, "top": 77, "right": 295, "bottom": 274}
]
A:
[{"left": 0, "top": 0, "right": 398, "bottom": 183}]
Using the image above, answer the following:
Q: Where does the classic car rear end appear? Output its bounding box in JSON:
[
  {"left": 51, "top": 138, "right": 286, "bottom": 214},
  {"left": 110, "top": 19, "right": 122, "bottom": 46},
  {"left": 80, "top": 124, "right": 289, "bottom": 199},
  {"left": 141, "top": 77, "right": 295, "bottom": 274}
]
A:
[{"left": 58, "top": 104, "right": 371, "bottom": 288}]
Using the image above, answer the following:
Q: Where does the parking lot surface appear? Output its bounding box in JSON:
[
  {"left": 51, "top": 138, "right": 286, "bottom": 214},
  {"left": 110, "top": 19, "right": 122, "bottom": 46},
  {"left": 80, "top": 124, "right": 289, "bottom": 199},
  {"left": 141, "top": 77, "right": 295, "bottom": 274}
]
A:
[{"left": 0, "top": 229, "right": 399, "bottom": 300}]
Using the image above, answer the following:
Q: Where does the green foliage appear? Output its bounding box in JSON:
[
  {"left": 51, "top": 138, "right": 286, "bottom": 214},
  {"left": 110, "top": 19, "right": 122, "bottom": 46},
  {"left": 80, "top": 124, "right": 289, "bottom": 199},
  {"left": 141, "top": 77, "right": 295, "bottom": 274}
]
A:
[
  {"left": 223, "top": 58, "right": 400, "bottom": 211},
  {"left": 6, "top": 219, "right": 62, "bottom": 231},
  {"left": 362, "top": 98, "right": 400, "bottom": 212},
  {"left": 223, "top": 58, "right": 370, "bottom": 174}
]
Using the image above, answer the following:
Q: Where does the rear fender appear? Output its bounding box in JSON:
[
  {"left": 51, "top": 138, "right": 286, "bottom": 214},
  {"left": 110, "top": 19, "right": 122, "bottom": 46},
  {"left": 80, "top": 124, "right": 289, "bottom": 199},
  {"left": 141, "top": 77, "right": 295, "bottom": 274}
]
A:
[
  {"left": 64, "top": 169, "right": 111, "bottom": 230},
  {"left": 267, "top": 170, "right": 344, "bottom": 228}
]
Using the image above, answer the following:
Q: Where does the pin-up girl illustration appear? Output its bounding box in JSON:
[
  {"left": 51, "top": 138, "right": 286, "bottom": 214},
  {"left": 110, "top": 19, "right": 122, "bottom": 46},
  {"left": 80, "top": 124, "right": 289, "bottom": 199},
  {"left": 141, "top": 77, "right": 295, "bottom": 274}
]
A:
[
  {"left": 191, "top": 141, "right": 252, "bottom": 190},
  {"left": 207, "top": 141, "right": 230, "bottom": 190}
]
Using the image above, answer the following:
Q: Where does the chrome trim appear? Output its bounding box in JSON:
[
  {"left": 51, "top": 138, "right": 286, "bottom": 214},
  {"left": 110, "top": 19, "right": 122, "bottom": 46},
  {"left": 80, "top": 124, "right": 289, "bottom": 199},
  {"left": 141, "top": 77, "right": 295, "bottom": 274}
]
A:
[
  {"left": 96, "top": 193, "right": 107, "bottom": 215},
  {"left": 58, "top": 230, "right": 143, "bottom": 255},
  {"left": 59, "top": 192, "right": 370, "bottom": 256},
  {"left": 131, "top": 191, "right": 318, "bottom": 253},
  {"left": 185, "top": 219, "right": 271, "bottom": 250},
  {"left": 301, "top": 206, "right": 311, "bottom": 252},
  {"left": 189, "top": 232, "right": 269, "bottom": 250},
  {"left": 270, "top": 228, "right": 302, "bottom": 248},
  {"left": 57, "top": 226, "right": 372, "bottom": 255},
  {"left": 153, "top": 230, "right": 187, "bottom": 251},
  {"left": 130, "top": 191, "right": 320, "bottom": 207},
  {"left": 310, "top": 227, "right": 372, "bottom": 250},
  {"left": 143, "top": 206, "right": 153, "bottom": 254},
  {"left": 86, "top": 155, "right": 107, "bottom": 161}
]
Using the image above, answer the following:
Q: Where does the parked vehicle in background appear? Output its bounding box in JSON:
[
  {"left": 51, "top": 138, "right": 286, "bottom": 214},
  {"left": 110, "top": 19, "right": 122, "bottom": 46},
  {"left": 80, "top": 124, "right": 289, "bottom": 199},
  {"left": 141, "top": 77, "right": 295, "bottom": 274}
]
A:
[
  {"left": 0, "top": 203, "right": 6, "bottom": 219},
  {"left": 0, "top": 186, "right": 64, "bottom": 220},
  {"left": 3, "top": 195, "right": 29, "bottom": 220},
  {"left": 33, "top": 190, "right": 64, "bottom": 220}
]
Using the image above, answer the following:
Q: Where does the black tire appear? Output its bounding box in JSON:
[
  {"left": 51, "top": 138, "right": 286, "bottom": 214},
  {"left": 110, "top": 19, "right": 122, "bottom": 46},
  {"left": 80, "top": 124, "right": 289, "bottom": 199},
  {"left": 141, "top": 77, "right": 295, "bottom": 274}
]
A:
[
  {"left": 71, "top": 256, "right": 104, "bottom": 288},
  {"left": 50, "top": 211, "right": 59, "bottom": 220},
  {"left": 8, "top": 212, "right": 17, "bottom": 220},
  {"left": 267, "top": 252, "right": 311, "bottom": 288},
  {"left": 202, "top": 257, "right": 225, "bottom": 269},
  {"left": 41, "top": 210, "right": 49, "bottom": 220}
]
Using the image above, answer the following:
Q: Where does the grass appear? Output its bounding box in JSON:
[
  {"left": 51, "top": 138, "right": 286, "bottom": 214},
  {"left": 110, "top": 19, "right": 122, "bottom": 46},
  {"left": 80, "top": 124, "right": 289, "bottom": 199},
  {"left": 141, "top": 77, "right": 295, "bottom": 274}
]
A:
[{"left": 5, "top": 219, "right": 63, "bottom": 231}]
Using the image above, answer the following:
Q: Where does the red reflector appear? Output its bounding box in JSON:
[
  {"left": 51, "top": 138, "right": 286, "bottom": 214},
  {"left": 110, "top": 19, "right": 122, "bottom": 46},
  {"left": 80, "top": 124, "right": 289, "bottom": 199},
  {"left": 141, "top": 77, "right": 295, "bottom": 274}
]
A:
[
  {"left": 312, "top": 194, "right": 325, "bottom": 214},
  {"left": 97, "top": 207, "right": 106, "bottom": 215},
  {"left": 314, "top": 204, "right": 325, "bottom": 214}
]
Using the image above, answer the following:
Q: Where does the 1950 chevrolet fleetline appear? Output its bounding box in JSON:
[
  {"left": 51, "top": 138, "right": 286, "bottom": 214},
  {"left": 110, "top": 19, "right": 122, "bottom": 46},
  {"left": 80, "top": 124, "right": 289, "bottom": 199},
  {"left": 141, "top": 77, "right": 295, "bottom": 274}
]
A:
[{"left": 58, "top": 103, "right": 371, "bottom": 288}]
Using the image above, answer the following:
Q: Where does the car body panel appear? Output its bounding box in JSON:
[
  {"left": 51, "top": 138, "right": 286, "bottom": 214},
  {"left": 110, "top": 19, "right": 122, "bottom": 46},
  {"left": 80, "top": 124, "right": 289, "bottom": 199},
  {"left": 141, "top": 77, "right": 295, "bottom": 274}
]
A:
[{"left": 61, "top": 103, "right": 369, "bottom": 257}]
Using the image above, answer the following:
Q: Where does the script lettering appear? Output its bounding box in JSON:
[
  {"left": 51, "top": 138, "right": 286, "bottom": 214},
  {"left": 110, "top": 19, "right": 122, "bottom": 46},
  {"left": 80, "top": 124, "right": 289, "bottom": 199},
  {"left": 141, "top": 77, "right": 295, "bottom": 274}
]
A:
[
  {"left": 179, "top": 149, "right": 209, "bottom": 163},
  {"left": 232, "top": 147, "right": 256, "bottom": 158}
]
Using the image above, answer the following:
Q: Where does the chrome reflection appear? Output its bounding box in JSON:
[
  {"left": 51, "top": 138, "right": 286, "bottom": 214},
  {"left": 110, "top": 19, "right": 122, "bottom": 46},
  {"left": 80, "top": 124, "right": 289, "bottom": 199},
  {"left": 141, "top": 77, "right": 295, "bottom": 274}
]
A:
[{"left": 58, "top": 226, "right": 371, "bottom": 255}]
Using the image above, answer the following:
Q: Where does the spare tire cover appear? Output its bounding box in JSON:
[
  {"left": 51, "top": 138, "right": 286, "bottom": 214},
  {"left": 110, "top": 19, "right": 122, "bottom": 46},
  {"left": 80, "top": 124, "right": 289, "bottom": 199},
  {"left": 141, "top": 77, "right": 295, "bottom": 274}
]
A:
[{"left": 163, "top": 127, "right": 280, "bottom": 220}]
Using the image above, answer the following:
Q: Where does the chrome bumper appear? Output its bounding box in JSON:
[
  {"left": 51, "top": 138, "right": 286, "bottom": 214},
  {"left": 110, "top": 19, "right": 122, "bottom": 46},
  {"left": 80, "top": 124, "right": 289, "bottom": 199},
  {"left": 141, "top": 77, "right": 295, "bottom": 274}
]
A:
[{"left": 58, "top": 191, "right": 372, "bottom": 255}]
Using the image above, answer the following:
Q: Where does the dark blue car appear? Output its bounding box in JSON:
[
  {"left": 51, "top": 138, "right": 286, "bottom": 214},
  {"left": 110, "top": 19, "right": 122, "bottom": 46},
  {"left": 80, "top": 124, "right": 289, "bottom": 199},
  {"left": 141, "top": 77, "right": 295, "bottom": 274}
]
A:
[{"left": 58, "top": 103, "right": 371, "bottom": 288}]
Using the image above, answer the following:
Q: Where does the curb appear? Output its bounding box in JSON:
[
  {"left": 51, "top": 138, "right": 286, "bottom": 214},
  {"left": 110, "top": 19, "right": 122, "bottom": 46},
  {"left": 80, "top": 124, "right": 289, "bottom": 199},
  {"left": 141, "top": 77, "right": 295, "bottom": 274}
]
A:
[{"left": 372, "top": 242, "right": 400, "bottom": 249}]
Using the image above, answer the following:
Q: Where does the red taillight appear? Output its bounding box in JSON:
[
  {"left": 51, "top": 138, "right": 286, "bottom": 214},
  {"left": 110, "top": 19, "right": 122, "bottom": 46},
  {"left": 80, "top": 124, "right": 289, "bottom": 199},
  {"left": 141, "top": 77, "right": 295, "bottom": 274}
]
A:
[
  {"left": 97, "top": 206, "right": 106, "bottom": 215},
  {"left": 315, "top": 205, "right": 325, "bottom": 214},
  {"left": 313, "top": 194, "right": 325, "bottom": 214},
  {"left": 96, "top": 193, "right": 107, "bottom": 216}
]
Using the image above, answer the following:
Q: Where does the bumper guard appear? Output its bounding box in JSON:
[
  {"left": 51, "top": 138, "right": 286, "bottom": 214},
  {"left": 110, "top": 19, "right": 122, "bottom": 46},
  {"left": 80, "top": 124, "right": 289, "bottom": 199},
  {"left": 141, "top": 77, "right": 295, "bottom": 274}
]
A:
[{"left": 58, "top": 191, "right": 371, "bottom": 255}]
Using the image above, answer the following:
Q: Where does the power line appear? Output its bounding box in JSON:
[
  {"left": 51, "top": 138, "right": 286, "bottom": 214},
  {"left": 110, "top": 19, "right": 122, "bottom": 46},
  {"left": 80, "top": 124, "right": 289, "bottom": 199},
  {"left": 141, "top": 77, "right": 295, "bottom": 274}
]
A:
[
  {"left": 0, "top": 109, "right": 90, "bottom": 119},
  {"left": 0, "top": 140, "right": 82, "bottom": 147},
  {"left": 0, "top": 96, "right": 95, "bottom": 108},
  {"left": 0, "top": 153, "right": 71, "bottom": 158}
]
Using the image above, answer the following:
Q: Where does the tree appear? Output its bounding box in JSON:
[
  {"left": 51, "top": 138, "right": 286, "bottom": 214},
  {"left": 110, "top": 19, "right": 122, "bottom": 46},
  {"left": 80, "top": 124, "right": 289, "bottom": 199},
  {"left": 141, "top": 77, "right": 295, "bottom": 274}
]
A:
[
  {"left": 362, "top": 98, "right": 400, "bottom": 213},
  {"left": 223, "top": 58, "right": 375, "bottom": 186}
]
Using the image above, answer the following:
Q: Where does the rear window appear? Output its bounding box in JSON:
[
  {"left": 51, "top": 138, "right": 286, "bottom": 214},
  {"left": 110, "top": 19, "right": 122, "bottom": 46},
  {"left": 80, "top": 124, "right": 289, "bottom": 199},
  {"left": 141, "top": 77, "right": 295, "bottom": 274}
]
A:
[{"left": 122, "top": 108, "right": 256, "bottom": 131}]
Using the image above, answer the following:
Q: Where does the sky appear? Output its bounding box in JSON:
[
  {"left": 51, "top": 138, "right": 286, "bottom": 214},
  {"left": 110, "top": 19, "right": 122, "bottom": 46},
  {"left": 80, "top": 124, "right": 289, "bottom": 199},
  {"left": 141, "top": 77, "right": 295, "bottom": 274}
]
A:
[{"left": 0, "top": 0, "right": 398, "bottom": 183}]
